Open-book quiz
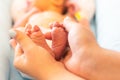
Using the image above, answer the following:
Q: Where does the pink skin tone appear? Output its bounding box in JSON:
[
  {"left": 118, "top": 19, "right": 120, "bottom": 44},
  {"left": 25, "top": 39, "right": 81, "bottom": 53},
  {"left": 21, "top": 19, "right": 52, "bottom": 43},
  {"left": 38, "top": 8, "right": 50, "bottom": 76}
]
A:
[
  {"left": 25, "top": 24, "right": 53, "bottom": 56},
  {"left": 49, "top": 22, "right": 68, "bottom": 60},
  {"left": 10, "top": 18, "right": 91, "bottom": 79},
  {"left": 11, "top": 17, "right": 120, "bottom": 80},
  {"left": 25, "top": 23, "right": 68, "bottom": 60},
  {"left": 10, "top": 17, "right": 92, "bottom": 80},
  {"left": 66, "top": 0, "right": 81, "bottom": 16}
]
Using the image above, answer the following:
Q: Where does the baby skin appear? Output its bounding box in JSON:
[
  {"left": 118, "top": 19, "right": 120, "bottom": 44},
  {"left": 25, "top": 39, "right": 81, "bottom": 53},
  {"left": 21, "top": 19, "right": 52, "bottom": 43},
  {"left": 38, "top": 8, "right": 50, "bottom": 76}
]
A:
[
  {"left": 11, "top": 17, "right": 96, "bottom": 80},
  {"left": 25, "top": 23, "right": 68, "bottom": 60},
  {"left": 24, "top": 17, "right": 97, "bottom": 80},
  {"left": 12, "top": 0, "right": 66, "bottom": 28}
]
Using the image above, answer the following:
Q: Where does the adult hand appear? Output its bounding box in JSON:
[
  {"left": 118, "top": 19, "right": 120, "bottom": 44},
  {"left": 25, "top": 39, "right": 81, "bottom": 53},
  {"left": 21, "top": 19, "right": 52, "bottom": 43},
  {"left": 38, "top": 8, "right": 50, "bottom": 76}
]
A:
[
  {"left": 63, "top": 17, "right": 120, "bottom": 80},
  {"left": 63, "top": 17, "right": 99, "bottom": 79},
  {"left": 9, "top": 27, "right": 59, "bottom": 80},
  {"left": 9, "top": 26, "right": 85, "bottom": 80}
]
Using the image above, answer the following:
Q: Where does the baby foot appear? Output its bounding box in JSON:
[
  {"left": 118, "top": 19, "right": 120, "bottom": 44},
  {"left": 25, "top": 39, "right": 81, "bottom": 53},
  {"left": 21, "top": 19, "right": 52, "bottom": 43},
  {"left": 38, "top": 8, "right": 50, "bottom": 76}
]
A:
[
  {"left": 25, "top": 24, "right": 54, "bottom": 56},
  {"left": 25, "top": 23, "right": 68, "bottom": 60},
  {"left": 50, "top": 22, "right": 68, "bottom": 60},
  {"left": 62, "top": 17, "right": 97, "bottom": 79}
]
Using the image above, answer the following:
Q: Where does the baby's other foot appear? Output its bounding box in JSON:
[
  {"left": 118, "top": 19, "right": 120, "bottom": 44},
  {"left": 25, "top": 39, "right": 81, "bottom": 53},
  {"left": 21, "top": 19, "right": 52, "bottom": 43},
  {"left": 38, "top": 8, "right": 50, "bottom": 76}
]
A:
[{"left": 25, "top": 24, "right": 54, "bottom": 56}]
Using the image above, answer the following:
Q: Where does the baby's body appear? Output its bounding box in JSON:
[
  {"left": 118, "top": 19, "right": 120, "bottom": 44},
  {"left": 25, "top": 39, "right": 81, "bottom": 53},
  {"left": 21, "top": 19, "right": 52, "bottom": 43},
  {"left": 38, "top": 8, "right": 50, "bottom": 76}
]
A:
[
  {"left": 11, "top": 0, "right": 67, "bottom": 79},
  {"left": 11, "top": 0, "right": 95, "bottom": 79},
  {"left": 28, "top": 11, "right": 65, "bottom": 47},
  {"left": 11, "top": 0, "right": 66, "bottom": 49}
]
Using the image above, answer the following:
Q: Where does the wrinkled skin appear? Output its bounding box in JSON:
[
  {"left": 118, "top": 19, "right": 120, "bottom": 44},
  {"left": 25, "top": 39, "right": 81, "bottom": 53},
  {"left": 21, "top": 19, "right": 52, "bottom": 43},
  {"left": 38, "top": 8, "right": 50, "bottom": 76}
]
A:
[
  {"left": 25, "top": 23, "right": 68, "bottom": 60},
  {"left": 50, "top": 22, "right": 68, "bottom": 60}
]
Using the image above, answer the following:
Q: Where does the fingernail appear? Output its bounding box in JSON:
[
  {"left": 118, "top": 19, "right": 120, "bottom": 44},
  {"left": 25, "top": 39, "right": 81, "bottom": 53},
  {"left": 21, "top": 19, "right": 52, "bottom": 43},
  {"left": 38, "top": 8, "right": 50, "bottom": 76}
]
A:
[{"left": 9, "top": 29, "right": 16, "bottom": 38}]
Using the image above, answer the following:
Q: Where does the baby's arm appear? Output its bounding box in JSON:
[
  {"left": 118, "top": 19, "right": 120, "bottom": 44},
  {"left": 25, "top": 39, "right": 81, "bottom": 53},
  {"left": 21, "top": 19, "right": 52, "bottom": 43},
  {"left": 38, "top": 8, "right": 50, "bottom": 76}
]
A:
[{"left": 13, "top": 8, "right": 39, "bottom": 28}]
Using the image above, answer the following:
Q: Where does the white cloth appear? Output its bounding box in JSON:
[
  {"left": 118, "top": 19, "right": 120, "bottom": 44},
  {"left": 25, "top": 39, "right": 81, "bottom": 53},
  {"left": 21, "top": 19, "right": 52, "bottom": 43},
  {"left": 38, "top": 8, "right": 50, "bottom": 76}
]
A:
[
  {"left": 96, "top": 0, "right": 120, "bottom": 51},
  {"left": 0, "top": 0, "right": 24, "bottom": 80}
]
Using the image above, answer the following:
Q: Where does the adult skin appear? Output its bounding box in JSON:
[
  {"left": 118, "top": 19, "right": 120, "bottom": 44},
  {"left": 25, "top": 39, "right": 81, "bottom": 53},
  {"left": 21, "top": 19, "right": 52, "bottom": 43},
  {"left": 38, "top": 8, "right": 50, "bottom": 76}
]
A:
[
  {"left": 10, "top": 17, "right": 120, "bottom": 80},
  {"left": 9, "top": 19, "right": 85, "bottom": 80}
]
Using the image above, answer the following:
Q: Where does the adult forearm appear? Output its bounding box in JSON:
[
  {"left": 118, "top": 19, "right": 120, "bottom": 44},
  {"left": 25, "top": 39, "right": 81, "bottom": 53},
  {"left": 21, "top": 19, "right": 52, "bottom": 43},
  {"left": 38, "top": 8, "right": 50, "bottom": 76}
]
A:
[
  {"left": 89, "top": 47, "right": 120, "bottom": 80},
  {"left": 36, "top": 61, "right": 85, "bottom": 80}
]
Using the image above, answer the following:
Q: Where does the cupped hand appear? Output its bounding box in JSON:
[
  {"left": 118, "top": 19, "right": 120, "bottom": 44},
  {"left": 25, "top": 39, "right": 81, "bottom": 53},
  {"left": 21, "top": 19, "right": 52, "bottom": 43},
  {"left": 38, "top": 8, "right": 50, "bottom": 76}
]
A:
[
  {"left": 62, "top": 17, "right": 98, "bottom": 79},
  {"left": 9, "top": 28, "right": 58, "bottom": 79}
]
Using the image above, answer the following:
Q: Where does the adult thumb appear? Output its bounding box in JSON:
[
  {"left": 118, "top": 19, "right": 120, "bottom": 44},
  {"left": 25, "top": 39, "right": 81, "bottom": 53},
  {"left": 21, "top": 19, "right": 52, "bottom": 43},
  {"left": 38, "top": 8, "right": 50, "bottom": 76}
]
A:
[
  {"left": 9, "top": 29, "right": 36, "bottom": 51},
  {"left": 63, "top": 17, "right": 80, "bottom": 32},
  {"left": 63, "top": 17, "right": 90, "bottom": 32}
]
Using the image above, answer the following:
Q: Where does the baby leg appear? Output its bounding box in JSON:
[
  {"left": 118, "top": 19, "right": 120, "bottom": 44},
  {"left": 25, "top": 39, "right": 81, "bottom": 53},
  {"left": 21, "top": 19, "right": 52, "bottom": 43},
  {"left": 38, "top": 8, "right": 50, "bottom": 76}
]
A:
[
  {"left": 25, "top": 24, "right": 68, "bottom": 60},
  {"left": 25, "top": 24, "right": 54, "bottom": 56}
]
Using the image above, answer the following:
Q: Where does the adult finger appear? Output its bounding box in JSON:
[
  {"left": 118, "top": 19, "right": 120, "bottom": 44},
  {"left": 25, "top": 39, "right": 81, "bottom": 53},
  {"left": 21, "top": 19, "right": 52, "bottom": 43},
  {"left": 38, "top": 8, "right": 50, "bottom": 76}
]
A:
[
  {"left": 13, "top": 44, "right": 25, "bottom": 71},
  {"left": 9, "top": 29, "right": 36, "bottom": 52},
  {"left": 63, "top": 17, "right": 80, "bottom": 32},
  {"left": 63, "top": 17, "right": 90, "bottom": 32},
  {"left": 9, "top": 39, "right": 17, "bottom": 49},
  {"left": 14, "top": 44, "right": 23, "bottom": 58}
]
